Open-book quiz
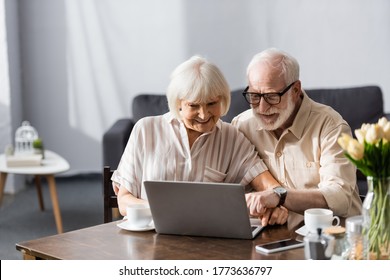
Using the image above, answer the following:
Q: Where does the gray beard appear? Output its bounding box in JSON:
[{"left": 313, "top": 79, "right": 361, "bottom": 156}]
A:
[{"left": 252, "top": 94, "right": 295, "bottom": 131}]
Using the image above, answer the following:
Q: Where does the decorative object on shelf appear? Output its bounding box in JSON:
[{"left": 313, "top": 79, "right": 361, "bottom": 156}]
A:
[
  {"left": 5, "top": 154, "right": 43, "bottom": 167},
  {"left": 15, "top": 121, "right": 39, "bottom": 154},
  {"left": 338, "top": 117, "right": 390, "bottom": 260},
  {"left": 32, "top": 138, "right": 45, "bottom": 159},
  {"left": 5, "top": 121, "right": 42, "bottom": 167}
]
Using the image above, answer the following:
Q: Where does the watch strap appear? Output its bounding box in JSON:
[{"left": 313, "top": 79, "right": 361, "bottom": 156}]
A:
[{"left": 273, "top": 186, "right": 287, "bottom": 207}]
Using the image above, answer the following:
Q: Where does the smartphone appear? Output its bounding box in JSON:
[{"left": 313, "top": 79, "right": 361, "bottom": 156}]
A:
[{"left": 256, "top": 238, "right": 304, "bottom": 254}]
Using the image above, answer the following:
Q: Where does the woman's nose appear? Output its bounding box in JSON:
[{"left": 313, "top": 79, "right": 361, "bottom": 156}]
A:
[{"left": 198, "top": 106, "right": 209, "bottom": 119}]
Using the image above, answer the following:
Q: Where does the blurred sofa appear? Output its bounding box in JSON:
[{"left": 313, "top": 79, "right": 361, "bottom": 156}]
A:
[{"left": 103, "top": 85, "right": 389, "bottom": 197}]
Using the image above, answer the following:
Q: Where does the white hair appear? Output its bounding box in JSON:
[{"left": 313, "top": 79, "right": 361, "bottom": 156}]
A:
[
  {"left": 166, "top": 55, "right": 231, "bottom": 119},
  {"left": 247, "top": 48, "right": 300, "bottom": 84}
]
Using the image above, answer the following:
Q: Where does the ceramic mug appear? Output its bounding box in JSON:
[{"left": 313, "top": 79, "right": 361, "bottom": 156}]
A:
[
  {"left": 126, "top": 204, "right": 153, "bottom": 228},
  {"left": 304, "top": 208, "right": 340, "bottom": 234}
]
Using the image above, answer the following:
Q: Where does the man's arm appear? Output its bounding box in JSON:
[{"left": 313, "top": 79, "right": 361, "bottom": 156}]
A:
[
  {"left": 246, "top": 188, "right": 328, "bottom": 216},
  {"left": 249, "top": 170, "right": 280, "bottom": 191}
]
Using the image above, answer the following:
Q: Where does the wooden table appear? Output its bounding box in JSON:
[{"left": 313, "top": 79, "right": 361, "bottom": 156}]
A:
[
  {"left": 0, "top": 150, "right": 70, "bottom": 234},
  {"left": 16, "top": 217, "right": 306, "bottom": 260}
]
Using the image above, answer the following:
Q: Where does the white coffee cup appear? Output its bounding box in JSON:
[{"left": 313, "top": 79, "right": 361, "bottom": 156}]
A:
[
  {"left": 126, "top": 204, "right": 153, "bottom": 228},
  {"left": 304, "top": 208, "right": 340, "bottom": 234}
]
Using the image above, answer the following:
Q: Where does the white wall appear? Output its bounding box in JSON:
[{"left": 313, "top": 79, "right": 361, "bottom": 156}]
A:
[
  {"left": 0, "top": 0, "right": 11, "bottom": 153},
  {"left": 265, "top": 1, "right": 390, "bottom": 91},
  {"left": 1, "top": 0, "right": 24, "bottom": 193},
  {"left": 3, "top": 0, "right": 390, "bottom": 186}
]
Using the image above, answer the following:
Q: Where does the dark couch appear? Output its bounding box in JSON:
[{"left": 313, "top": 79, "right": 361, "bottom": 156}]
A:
[{"left": 103, "top": 85, "right": 389, "bottom": 197}]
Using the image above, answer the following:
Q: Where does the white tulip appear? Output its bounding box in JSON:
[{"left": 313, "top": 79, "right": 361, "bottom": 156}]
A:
[
  {"left": 338, "top": 133, "right": 353, "bottom": 150},
  {"left": 383, "top": 122, "right": 390, "bottom": 141},
  {"left": 354, "top": 129, "right": 366, "bottom": 144},
  {"left": 347, "top": 139, "right": 364, "bottom": 160},
  {"left": 365, "top": 124, "right": 383, "bottom": 144},
  {"left": 360, "top": 123, "right": 371, "bottom": 134},
  {"left": 378, "top": 117, "right": 388, "bottom": 128}
]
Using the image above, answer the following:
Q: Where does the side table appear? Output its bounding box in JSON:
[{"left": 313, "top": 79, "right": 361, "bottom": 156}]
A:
[{"left": 0, "top": 150, "right": 70, "bottom": 234}]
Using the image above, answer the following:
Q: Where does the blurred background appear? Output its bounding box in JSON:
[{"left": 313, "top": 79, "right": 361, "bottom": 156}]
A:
[{"left": 1, "top": 0, "right": 390, "bottom": 192}]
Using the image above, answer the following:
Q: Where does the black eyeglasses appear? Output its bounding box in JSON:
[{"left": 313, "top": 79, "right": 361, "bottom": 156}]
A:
[{"left": 242, "top": 81, "right": 296, "bottom": 105}]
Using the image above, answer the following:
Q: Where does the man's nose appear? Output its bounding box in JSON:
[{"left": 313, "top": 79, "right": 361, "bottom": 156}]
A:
[{"left": 255, "top": 97, "right": 271, "bottom": 112}]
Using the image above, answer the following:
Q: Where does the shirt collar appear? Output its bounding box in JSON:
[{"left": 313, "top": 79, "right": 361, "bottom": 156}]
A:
[
  {"left": 164, "top": 111, "right": 176, "bottom": 123},
  {"left": 287, "top": 89, "right": 311, "bottom": 139}
]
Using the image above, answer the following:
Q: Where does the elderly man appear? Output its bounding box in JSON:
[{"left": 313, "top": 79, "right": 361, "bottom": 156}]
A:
[{"left": 232, "top": 48, "right": 362, "bottom": 219}]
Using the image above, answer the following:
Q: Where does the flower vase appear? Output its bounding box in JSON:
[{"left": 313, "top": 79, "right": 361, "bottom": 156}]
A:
[{"left": 362, "top": 176, "right": 390, "bottom": 260}]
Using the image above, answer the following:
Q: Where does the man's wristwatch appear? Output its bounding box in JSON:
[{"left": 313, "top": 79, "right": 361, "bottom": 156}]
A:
[{"left": 273, "top": 186, "right": 287, "bottom": 207}]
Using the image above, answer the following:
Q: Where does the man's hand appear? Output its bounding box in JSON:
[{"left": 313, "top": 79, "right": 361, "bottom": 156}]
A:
[
  {"left": 246, "top": 189, "right": 278, "bottom": 215},
  {"left": 246, "top": 190, "right": 288, "bottom": 226},
  {"left": 259, "top": 207, "right": 288, "bottom": 226}
]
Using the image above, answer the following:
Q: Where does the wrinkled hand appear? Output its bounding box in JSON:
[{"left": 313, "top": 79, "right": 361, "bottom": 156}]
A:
[
  {"left": 246, "top": 190, "right": 276, "bottom": 216},
  {"left": 246, "top": 191, "right": 288, "bottom": 226},
  {"left": 258, "top": 207, "right": 288, "bottom": 226}
]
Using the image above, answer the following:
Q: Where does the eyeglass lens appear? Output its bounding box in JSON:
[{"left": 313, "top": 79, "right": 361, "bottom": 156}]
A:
[
  {"left": 246, "top": 93, "right": 280, "bottom": 105},
  {"left": 243, "top": 82, "right": 295, "bottom": 105}
]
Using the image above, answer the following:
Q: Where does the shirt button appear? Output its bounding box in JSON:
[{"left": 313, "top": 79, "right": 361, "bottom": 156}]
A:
[{"left": 276, "top": 152, "right": 282, "bottom": 157}]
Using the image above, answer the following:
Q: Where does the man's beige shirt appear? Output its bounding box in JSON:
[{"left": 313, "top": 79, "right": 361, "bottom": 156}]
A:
[{"left": 232, "top": 90, "right": 362, "bottom": 217}]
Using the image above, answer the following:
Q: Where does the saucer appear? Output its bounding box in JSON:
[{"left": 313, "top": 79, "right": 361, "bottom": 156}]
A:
[
  {"left": 117, "top": 220, "right": 155, "bottom": 232},
  {"left": 295, "top": 225, "right": 309, "bottom": 236}
]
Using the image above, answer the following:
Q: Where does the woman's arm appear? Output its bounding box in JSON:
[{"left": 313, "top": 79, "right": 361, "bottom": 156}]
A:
[{"left": 116, "top": 183, "right": 148, "bottom": 216}]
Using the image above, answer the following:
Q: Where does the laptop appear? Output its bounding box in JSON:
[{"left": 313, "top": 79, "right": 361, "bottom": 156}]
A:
[{"left": 144, "top": 180, "right": 264, "bottom": 239}]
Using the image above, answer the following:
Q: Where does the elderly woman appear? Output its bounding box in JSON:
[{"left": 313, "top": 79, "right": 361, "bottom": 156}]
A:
[{"left": 112, "top": 56, "right": 287, "bottom": 226}]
